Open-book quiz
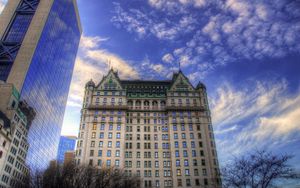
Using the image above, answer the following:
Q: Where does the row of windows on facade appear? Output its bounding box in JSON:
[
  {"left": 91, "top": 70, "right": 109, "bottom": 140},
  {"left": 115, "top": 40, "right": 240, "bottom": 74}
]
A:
[
  {"left": 86, "top": 140, "right": 203, "bottom": 151},
  {"left": 3, "top": 163, "right": 26, "bottom": 181},
  {"left": 126, "top": 168, "right": 209, "bottom": 178},
  {"left": 86, "top": 98, "right": 200, "bottom": 106},
  {"left": 4, "top": 153, "right": 27, "bottom": 173},
  {"left": 125, "top": 111, "right": 203, "bottom": 117},
  {"left": 87, "top": 90, "right": 201, "bottom": 97},
  {"left": 125, "top": 133, "right": 202, "bottom": 142},
  {"left": 83, "top": 158, "right": 209, "bottom": 176},
  {"left": 82, "top": 147, "right": 210, "bottom": 160},
  {"left": 89, "top": 98, "right": 167, "bottom": 106},
  {"left": 80, "top": 119, "right": 209, "bottom": 131},
  {"left": 80, "top": 123, "right": 214, "bottom": 141},
  {"left": 83, "top": 110, "right": 206, "bottom": 118},
  {"left": 125, "top": 117, "right": 203, "bottom": 125},
  {"left": 140, "top": 178, "right": 210, "bottom": 188},
  {"left": 123, "top": 159, "right": 207, "bottom": 168},
  {"left": 83, "top": 131, "right": 207, "bottom": 142},
  {"left": 87, "top": 116, "right": 205, "bottom": 126}
]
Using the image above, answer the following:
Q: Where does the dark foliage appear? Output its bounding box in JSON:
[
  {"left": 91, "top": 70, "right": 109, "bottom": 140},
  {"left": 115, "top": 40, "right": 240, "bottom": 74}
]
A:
[{"left": 27, "top": 163, "right": 140, "bottom": 188}]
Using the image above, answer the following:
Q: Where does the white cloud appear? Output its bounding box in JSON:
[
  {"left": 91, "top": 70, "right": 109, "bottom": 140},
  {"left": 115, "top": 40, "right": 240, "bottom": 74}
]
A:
[
  {"left": 210, "top": 80, "right": 300, "bottom": 161},
  {"left": 61, "top": 35, "right": 139, "bottom": 135},
  {"left": 111, "top": 3, "right": 198, "bottom": 40},
  {"left": 211, "top": 80, "right": 287, "bottom": 128},
  {"left": 79, "top": 35, "right": 109, "bottom": 49},
  {"left": 162, "top": 53, "right": 174, "bottom": 63},
  {"left": 0, "top": 0, "right": 7, "bottom": 13},
  {"left": 111, "top": 1, "right": 300, "bottom": 77}
]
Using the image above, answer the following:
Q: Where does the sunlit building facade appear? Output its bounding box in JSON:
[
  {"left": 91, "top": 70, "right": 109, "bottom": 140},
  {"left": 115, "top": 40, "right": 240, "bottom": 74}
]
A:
[
  {"left": 75, "top": 69, "right": 221, "bottom": 188},
  {"left": 0, "top": 0, "right": 82, "bottom": 170}
]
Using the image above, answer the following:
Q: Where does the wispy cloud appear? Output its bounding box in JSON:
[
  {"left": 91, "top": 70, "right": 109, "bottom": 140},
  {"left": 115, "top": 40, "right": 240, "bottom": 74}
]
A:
[
  {"left": 61, "top": 34, "right": 139, "bottom": 135},
  {"left": 111, "top": 3, "right": 198, "bottom": 40},
  {"left": 111, "top": 0, "right": 300, "bottom": 77},
  {"left": 0, "top": 0, "right": 7, "bottom": 13},
  {"left": 210, "top": 79, "right": 300, "bottom": 162},
  {"left": 67, "top": 34, "right": 139, "bottom": 108}
]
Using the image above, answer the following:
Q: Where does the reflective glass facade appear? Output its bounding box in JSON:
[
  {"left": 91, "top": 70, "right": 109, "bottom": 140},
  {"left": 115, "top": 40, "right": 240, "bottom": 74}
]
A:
[
  {"left": 57, "top": 136, "right": 76, "bottom": 164},
  {"left": 20, "top": 0, "right": 81, "bottom": 170}
]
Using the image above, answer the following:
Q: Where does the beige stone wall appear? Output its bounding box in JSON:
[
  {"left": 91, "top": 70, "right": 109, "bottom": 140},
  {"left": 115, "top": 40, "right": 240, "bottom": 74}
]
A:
[
  {"left": 5, "top": 0, "right": 54, "bottom": 91},
  {"left": 76, "top": 86, "right": 221, "bottom": 188}
]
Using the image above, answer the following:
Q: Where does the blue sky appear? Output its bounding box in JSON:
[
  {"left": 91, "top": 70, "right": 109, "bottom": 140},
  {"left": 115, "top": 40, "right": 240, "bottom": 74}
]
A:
[{"left": 1, "top": 0, "right": 300, "bottom": 174}]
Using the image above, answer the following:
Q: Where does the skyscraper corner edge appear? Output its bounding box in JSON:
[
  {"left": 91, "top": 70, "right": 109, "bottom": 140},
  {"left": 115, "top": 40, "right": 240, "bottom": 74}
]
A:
[{"left": 72, "top": 0, "right": 83, "bottom": 34}]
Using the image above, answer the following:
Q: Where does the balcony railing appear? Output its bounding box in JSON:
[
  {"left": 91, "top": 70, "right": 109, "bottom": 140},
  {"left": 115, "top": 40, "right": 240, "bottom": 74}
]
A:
[{"left": 87, "top": 104, "right": 128, "bottom": 110}]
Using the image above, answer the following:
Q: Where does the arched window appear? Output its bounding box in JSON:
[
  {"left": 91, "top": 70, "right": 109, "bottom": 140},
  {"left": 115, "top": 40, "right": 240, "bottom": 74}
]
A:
[
  {"left": 136, "top": 100, "right": 141, "bottom": 109},
  {"left": 152, "top": 100, "right": 158, "bottom": 109}
]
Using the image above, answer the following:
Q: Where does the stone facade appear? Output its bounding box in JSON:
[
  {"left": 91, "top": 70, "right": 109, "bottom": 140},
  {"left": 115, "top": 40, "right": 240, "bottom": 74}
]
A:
[
  {"left": 0, "top": 83, "right": 35, "bottom": 188},
  {"left": 75, "top": 70, "right": 221, "bottom": 188}
]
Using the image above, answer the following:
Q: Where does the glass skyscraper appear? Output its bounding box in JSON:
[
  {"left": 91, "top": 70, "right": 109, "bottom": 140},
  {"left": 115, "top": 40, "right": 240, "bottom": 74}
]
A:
[
  {"left": 57, "top": 136, "right": 76, "bottom": 164},
  {"left": 0, "top": 0, "right": 82, "bottom": 171}
]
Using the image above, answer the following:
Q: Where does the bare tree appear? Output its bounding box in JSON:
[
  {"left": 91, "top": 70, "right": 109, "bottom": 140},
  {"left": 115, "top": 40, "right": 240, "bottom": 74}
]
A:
[
  {"left": 26, "top": 163, "right": 141, "bottom": 188},
  {"left": 222, "top": 150, "right": 300, "bottom": 188}
]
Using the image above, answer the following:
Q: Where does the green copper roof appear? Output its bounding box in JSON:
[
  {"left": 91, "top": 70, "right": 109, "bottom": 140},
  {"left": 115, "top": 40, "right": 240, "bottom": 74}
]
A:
[{"left": 12, "top": 85, "right": 20, "bottom": 101}]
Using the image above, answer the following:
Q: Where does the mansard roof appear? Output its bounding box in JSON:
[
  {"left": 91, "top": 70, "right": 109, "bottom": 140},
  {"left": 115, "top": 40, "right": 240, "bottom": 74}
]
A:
[{"left": 88, "top": 70, "right": 204, "bottom": 95}]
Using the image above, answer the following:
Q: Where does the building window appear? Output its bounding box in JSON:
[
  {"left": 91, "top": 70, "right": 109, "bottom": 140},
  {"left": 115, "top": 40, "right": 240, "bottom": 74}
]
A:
[
  {"left": 116, "top": 150, "right": 120, "bottom": 157},
  {"left": 107, "top": 150, "right": 111, "bottom": 157},
  {"left": 100, "top": 124, "right": 105, "bottom": 130},
  {"left": 178, "top": 179, "right": 182, "bottom": 187},
  {"left": 91, "top": 132, "right": 96, "bottom": 138},
  {"left": 174, "top": 133, "right": 178, "bottom": 139},
  {"left": 181, "top": 124, "right": 185, "bottom": 131},
  {"left": 115, "top": 160, "right": 120, "bottom": 167},
  {"left": 97, "top": 159, "right": 102, "bottom": 166},
  {"left": 90, "top": 150, "right": 94, "bottom": 156},
  {"left": 98, "top": 150, "right": 102, "bottom": 157},
  {"left": 192, "top": 150, "right": 197, "bottom": 157},
  {"left": 190, "top": 133, "right": 194, "bottom": 139},
  {"left": 90, "top": 141, "right": 95, "bottom": 147},
  {"left": 175, "top": 141, "right": 179, "bottom": 148},
  {"left": 184, "top": 159, "right": 189, "bottom": 166},
  {"left": 117, "top": 124, "right": 121, "bottom": 130},
  {"left": 99, "top": 132, "right": 104, "bottom": 139},
  {"left": 191, "top": 141, "right": 195, "bottom": 148},
  {"left": 195, "top": 179, "right": 200, "bottom": 186},
  {"left": 176, "top": 159, "right": 180, "bottom": 167},
  {"left": 183, "top": 150, "right": 188, "bottom": 157},
  {"left": 116, "top": 133, "right": 121, "bottom": 139},
  {"left": 116, "top": 141, "right": 120, "bottom": 148},
  {"left": 186, "top": 179, "right": 191, "bottom": 187},
  {"left": 92, "top": 123, "right": 97, "bottom": 130},
  {"left": 185, "top": 169, "right": 190, "bottom": 176},
  {"left": 107, "top": 160, "right": 111, "bottom": 167}
]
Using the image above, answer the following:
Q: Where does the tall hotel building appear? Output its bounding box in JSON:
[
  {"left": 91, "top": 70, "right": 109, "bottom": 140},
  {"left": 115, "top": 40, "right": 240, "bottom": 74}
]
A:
[
  {"left": 76, "top": 69, "right": 221, "bottom": 188},
  {"left": 0, "top": 0, "right": 82, "bottom": 170}
]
